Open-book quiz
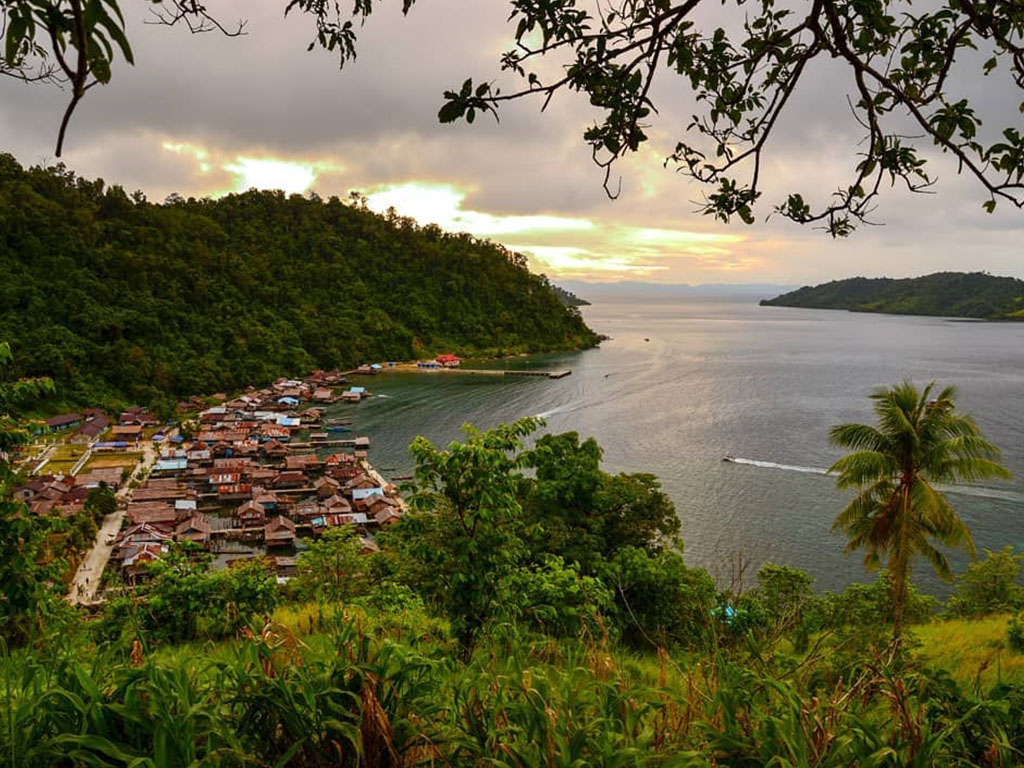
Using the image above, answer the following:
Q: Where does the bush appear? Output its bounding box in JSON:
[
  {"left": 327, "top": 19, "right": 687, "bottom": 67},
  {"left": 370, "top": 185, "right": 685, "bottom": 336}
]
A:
[
  {"left": 501, "top": 555, "right": 614, "bottom": 639},
  {"left": 291, "top": 526, "right": 367, "bottom": 603},
  {"left": 607, "top": 547, "right": 717, "bottom": 649},
  {"left": 821, "top": 571, "right": 938, "bottom": 632},
  {"left": 728, "top": 564, "right": 820, "bottom": 651},
  {"left": 97, "top": 546, "right": 278, "bottom": 645},
  {"left": 949, "top": 547, "right": 1024, "bottom": 617},
  {"left": 359, "top": 581, "right": 424, "bottom": 613},
  {"left": 1008, "top": 614, "right": 1024, "bottom": 653}
]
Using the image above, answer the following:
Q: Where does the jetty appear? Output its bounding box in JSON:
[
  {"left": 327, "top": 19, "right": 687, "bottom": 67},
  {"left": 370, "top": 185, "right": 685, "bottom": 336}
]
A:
[
  {"left": 440, "top": 368, "right": 571, "bottom": 380},
  {"left": 287, "top": 436, "right": 370, "bottom": 449},
  {"left": 392, "top": 364, "right": 570, "bottom": 380}
]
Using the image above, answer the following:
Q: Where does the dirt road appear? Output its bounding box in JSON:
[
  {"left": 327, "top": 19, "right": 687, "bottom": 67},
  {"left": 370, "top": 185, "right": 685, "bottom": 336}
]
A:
[{"left": 68, "top": 433, "right": 171, "bottom": 606}]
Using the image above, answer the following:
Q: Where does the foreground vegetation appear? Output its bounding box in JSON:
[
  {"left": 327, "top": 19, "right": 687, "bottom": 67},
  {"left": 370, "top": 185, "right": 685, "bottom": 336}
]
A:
[
  {"left": 8, "top": 542, "right": 1024, "bottom": 767},
  {"left": 761, "top": 272, "right": 1024, "bottom": 320},
  {"left": 4, "top": 366, "right": 1024, "bottom": 764},
  {"left": 0, "top": 155, "right": 598, "bottom": 412}
]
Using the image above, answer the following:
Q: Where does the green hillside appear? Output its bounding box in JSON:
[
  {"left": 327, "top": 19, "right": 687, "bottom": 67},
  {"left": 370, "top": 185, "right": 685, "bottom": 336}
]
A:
[
  {"left": 0, "top": 155, "right": 598, "bottom": 410},
  {"left": 760, "top": 271, "right": 1024, "bottom": 319}
]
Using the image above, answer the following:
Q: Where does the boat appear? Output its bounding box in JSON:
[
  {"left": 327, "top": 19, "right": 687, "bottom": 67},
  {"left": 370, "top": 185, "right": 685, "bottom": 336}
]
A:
[
  {"left": 325, "top": 425, "right": 352, "bottom": 433},
  {"left": 722, "top": 455, "right": 736, "bottom": 463}
]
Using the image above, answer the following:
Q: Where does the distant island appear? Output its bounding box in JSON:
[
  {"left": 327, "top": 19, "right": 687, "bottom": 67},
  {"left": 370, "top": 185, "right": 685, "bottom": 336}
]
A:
[{"left": 760, "top": 272, "right": 1024, "bottom": 320}]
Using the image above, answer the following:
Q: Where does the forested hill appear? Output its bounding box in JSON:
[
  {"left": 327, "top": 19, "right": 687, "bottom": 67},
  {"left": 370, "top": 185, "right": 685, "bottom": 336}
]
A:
[
  {"left": 760, "top": 272, "right": 1024, "bottom": 320},
  {"left": 551, "top": 284, "right": 591, "bottom": 307},
  {"left": 0, "top": 155, "right": 598, "bottom": 410}
]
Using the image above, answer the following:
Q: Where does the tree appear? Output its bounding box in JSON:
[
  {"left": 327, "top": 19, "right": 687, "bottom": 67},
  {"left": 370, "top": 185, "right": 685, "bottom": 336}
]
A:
[
  {"left": 523, "top": 432, "right": 680, "bottom": 574},
  {"left": 6, "top": 1, "right": 1024, "bottom": 231},
  {"left": 0, "top": 340, "right": 53, "bottom": 470},
  {"left": 0, "top": 501, "right": 68, "bottom": 645},
  {"left": 949, "top": 546, "right": 1024, "bottom": 617},
  {"left": 502, "top": 554, "right": 614, "bottom": 639},
  {"left": 829, "top": 380, "right": 1011, "bottom": 639},
  {"left": 293, "top": 525, "right": 366, "bottom": 604},
  {"left": 606, "top": 546, "right": 717, "bottom": 650},
  {"left": 745, "top": 563, "right": 816, "bottom": 642},
  {"left": 124, "top": 544, "right": 277, "bottom": 643},
  {"left": 0, "top": 340, "right": 63, "bottom": 646},
  {"left": 84, "top": 485, "right": 117, "bottom": 521},
  {"left": 385, "top": 418, "right": 540, "bottom": 653}
]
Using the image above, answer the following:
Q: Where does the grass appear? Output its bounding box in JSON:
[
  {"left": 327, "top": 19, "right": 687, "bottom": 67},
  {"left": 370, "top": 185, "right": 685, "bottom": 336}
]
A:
[
  {"left": 84, "top": 452, "right": 142, "bottom": 470},
  {"left": 51, "top": 444, "right": 87, "bottom": 461},
  {"left": 914, "top": 614, "right": 1024, "bottom": 688},
  {"left": 38, "top": 444, "right": 91, "bottom": 475},
  {"left": 42, "top": 459, "right": 78, "bottom": 475}
]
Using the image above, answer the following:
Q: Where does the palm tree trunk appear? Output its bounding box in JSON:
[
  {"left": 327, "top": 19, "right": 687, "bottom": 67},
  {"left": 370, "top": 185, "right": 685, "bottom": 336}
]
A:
[
  {"left": 890, "top": 567, "right": 906, "bottom": 641},
  {"left": 891, "top": 489, "right": 911, "bottom": 641}
]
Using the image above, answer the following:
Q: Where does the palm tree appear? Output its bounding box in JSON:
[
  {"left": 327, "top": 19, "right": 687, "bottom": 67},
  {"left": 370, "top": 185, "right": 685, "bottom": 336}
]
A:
[{"left": 829, "top": 380, "right": 1011, "bottom": 639}]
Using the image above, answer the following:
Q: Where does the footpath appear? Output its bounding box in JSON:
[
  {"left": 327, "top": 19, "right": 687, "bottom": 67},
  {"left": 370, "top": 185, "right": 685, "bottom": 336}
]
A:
[{"left": 68, "top": 432, "right": 173, "bottom": 606}]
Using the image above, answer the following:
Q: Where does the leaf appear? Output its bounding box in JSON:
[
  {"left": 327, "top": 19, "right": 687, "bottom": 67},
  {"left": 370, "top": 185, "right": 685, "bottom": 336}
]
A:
[
  {"left": 5, "top": 14, "right": 28, "bottom": 65},
  {"left": 437, "top": 100, "right": 464, "bottom": 124}
]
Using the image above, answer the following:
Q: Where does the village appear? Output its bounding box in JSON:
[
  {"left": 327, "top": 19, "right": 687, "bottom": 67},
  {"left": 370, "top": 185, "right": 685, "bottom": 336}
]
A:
[{"left": 7, "top": 359, "right": 473, "bottom": 603}]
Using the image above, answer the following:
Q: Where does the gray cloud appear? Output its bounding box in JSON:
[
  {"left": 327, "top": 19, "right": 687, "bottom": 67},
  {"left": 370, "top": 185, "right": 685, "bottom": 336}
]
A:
[{"left": 0, "top": 0, "right": 1021, "bottom": 283}]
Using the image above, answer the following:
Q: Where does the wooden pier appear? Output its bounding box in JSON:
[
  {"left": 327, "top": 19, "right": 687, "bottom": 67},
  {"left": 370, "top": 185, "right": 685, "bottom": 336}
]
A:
[
  {"left": 412, "top": 367, "right": 571, "bottom": 380},
  {"left": 287, "top": 436, "right": 370, "bottom": 449},
  {"left": 505, "top": 369, "right": 572, "bottom": 379}
]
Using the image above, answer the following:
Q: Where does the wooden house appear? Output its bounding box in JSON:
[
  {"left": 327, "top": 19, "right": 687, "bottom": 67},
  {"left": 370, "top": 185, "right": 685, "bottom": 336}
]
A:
[
  {"left": 315, "top": 476, "right": 341, "bottom": 498},
  {"left": 175, "top": 514, "right": 211, "bottom": 546},
  {"left": 264, "top": 516, "right": 296, "bottom": 548},
  {"left": 273, "top": 471, "right": 307, "bottom": 489},
  {"left": 235, "top": 500, "right": 266, "bottom": 526}
]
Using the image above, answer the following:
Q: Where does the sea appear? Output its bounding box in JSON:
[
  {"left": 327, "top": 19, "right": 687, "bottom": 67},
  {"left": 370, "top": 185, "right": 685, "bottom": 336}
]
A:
[{"left": 331, "top": 296, "right": 1024, "bottom": 594}]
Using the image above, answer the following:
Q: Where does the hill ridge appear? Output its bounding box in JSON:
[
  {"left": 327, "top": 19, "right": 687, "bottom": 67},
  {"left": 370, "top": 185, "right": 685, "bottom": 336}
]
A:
[
  {"left": 760, "top": 271, "right": 1024, "bottom": 320},
  {"left": 0, "top": 154, "right": 598, "bottom": 410}
]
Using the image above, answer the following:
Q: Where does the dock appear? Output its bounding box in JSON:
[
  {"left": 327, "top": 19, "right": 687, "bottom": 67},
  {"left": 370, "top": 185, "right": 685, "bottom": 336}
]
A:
[
  {"left": 506, "top": 369, "right": 572, "bottom": 379},
  {"left": 287, "top": 436, "right": 370, "bottom": 449},
  {"left": 399, "top": 367, "right": 571, "bottom": 380}
]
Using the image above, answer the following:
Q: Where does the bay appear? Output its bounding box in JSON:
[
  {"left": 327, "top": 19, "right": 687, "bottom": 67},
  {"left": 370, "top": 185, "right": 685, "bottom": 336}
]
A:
[{"left": 338, "top": 296, "right": 1024, "bottom": 594}]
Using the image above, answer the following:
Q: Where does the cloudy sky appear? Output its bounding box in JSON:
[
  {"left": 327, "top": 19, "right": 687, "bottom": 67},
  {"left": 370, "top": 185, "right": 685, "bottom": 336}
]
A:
[{"left": 1, "top": 0, "right": 1021, "bottom": 284}]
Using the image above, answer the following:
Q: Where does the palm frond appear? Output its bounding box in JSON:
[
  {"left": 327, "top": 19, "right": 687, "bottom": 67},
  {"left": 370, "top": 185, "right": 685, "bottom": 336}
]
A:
[
  {"left": 929, "top": 457, "right": 1013, "bottom": 485},
  {"left": 913, "top": 537, "right": 954, "bottom": 582},
  {"left": 828, "top": 423, "right": 890, "bottom": 452},
  {"left": 828, "top": 451, "right": 895, "bottom": 488}
]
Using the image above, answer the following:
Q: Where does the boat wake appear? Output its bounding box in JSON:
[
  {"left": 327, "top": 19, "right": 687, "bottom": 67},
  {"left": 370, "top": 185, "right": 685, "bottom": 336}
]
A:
[
  {"left": 725, "top": 457, "right": 1024, "bottom": 503},
  {"left": 535, "top": 404, "right": 574, "bottom": 419},
  {"left": 726, "top": 457, "right": 827, "bottom": 475}
]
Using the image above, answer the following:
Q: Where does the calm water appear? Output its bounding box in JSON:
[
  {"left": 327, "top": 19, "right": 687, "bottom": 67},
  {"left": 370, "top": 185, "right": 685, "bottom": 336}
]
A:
[{"left": 337, "top": 297, "right": 1024, "bottom": 593}]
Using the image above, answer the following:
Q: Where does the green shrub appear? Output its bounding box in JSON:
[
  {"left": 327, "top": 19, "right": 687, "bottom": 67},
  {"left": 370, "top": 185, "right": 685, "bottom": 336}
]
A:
[
  {"left": 501, "top": 555, "right": 614, "bottom": 639},
  {"left": 359, "top": 581, "right": 424, "bottom": 613},
  {"left": 821, "top": 571, "right": 938, "bottom": 632},
  {"left": 1008, "top": 614, "right": 1024, "bottom": 653},
  {"left": 607, "top": 547, "right": 716, "bottom": 649},
  {"left": 949, "top": 547, "right": 1024, "bottom": 617}
]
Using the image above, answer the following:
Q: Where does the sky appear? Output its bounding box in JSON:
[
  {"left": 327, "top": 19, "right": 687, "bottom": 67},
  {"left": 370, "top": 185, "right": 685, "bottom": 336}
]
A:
[{"left": 1, "top": 0, "right": 1022, "bottom": 285}]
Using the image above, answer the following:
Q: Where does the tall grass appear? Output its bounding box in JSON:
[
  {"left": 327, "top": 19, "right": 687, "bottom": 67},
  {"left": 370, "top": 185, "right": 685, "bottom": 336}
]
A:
[
  {"left": 915, "top": 614, "right": 1024, "bottom": 689},
  {"left": 4, "top": 616, "right": 1024, "bottom": 767}
]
